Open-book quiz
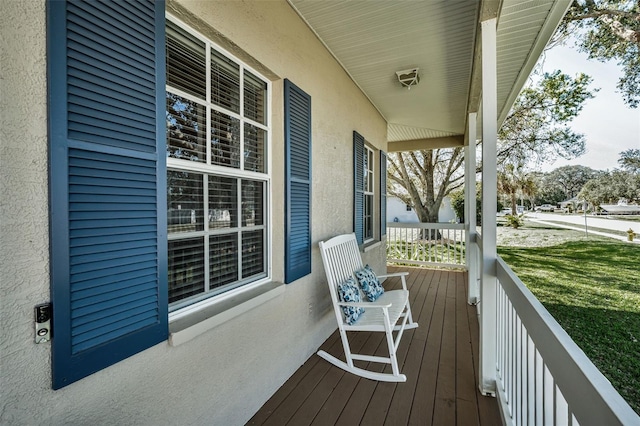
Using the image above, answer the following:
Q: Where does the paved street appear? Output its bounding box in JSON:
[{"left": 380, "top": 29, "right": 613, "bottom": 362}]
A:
[{"left": 526, "top": 212, "right": 640, "bottom": 243}]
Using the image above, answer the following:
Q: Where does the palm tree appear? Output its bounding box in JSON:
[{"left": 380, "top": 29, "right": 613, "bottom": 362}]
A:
[{"left": 498, "top": 164, "right": 538, "bottom": 215}]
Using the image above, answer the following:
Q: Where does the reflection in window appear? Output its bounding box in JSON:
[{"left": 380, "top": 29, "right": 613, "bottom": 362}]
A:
[
  {"left": 168, "top": 238, "right": 205, "bottom": 303},
  {"left": 166, "top": 21, "right": 206, "bottom": 99},
  {"left": 364, "top": 146, "right": 374, "bottom": 242},
  {"left": 166, "top": 17, "right": 269, "bottom": 309},
  {"left": 244, "top": 70, "right": 267, "bottom": 125},
  {"left": 209, "top": 176, "right": 237, "bottom": 229},
  {"left": 166, "top": 93, "right": 206, "bottom": 162},
  {"left": 167, "top": 171, "right": 204, "bottom": 234},
  {"left": 211, "top": 110, "right": 240, "bottom": 168},
  {"left": 242, "top": 179, "right": 264, "bottom": 227},
  {"left": 244, "top": 123, "right": 265, "bottom": 173},
  {"left": 242, "top": 230, "right": 264, "bottom": 279},
  {"left": 210, "top": 234, "right": 238, "bottom": 289},
  {"left": 211, "top": 49, "right": 240, "bottom": 113}
]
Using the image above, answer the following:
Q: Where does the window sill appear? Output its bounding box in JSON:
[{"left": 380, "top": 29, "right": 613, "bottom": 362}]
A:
[
  {"left": 168, "top": 281, "right": 285, "bottom": 346},
  {"left": 363, "top": 240, "right": 382, "bottom": 252}
]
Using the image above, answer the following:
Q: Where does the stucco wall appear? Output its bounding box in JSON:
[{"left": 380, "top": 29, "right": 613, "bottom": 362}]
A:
[{"left": 0, "top": 1, "right": 388, "bottom": 425}]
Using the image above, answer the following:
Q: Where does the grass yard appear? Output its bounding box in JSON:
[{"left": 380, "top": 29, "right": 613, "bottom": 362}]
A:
[{"left": 497, "top": 222, "right": 640, "bottom": 415}]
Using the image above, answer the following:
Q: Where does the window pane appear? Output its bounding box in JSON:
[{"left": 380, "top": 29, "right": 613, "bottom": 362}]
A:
[
  {"left": 211, "top": 110, "right": 240, "bottom": 168},
  {"left": 166, "top": 18, "right": 271, "bottom": 310},
  {"left": 167, "top": 170, "right": 204, "bottom": 234},
  {"left": 166, "top": 93, "right": 206, "bottom": 162},
  {"left": 167, "top": 21, "right": 206, "bottom": 99},
  {"left": 244, "top": 70, "right": 267, "bottom": 124},
  {"left": 244, "top": 123, "right": 266, "bottom": 173},
  {"left": 210, "top": 233, "right": 238, "bottom": 289},
  {"left": 211, "top": 49, "right": 240, "bottom": 113},
  {"left": 242, "top": 230, "right": 264, "bottom": 278},
  {"left": 363, "top": 152, "right": 369, "bottom": 192},
  {"left": 368, "top": 150, "right": 375, "bottom": 191},
  {"left": 168, "top": 238, "right": 205, "bottom": 303},
  {"left": 209, "top": 175, "right": 238, "bottom": 229},
  {"left": 364, "top": 194, "right": 373, "bottom": 240},
  {"left": 242, "top": 179, "right": 264, "bottom": 227}
]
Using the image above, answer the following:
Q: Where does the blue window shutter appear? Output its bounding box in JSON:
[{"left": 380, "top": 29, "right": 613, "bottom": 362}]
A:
[
  {"left": 353, "top": 131, "right": 365, "bottom": 245},
  {"left": 47, "top": 0, "right": 167, "bottom": 389},
  {"left": 380, "top": 150, "right": 387, "bottom": 236},
  {"left": 284, "top": 79, "right": 312, "bottom": 283}
]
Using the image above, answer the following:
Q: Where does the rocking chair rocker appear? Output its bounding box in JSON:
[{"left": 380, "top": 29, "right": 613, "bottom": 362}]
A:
[{"left": 318, "top": 233, "right": 418, "bottom": 382}]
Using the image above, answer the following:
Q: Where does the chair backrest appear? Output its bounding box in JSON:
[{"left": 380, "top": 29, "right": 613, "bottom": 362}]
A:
[{"left": 318, "top": 234, "right": 364, "bottom": 315}]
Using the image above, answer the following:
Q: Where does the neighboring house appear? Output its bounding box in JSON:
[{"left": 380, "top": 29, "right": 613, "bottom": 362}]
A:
[
  {"left": 2, "top": 1, "right": 636, "bottom": 424},
  {"left": 559, "top": 197, "right": 580, "bottom": 212},
  {"left": 387, "top": 196, "right": 457, "bottom": 223}
]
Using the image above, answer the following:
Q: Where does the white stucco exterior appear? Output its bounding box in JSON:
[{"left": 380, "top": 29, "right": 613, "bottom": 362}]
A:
[{"left": 0, "top": 1, "right": 388, "bottom": 424}]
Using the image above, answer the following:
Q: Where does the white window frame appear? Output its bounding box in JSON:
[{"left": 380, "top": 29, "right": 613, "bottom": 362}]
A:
[
  {"left": 166, "top": 14, "right": 272, "bottom": 316},
  {"left": 363, "top": 145, "right": 375, "bottom": 243}
]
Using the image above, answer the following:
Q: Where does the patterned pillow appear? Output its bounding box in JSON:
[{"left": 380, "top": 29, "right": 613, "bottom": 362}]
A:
[
  {"left": 337, "top": 278, "right": 365, "bottom": 325},
  {"left": 355, "top": 264, "right": 384, "bottom": 301}
]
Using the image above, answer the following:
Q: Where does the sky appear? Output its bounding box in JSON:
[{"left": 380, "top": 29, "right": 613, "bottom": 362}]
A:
[{"left": 535, "top": 42, "right": 640, "bottom": 173}]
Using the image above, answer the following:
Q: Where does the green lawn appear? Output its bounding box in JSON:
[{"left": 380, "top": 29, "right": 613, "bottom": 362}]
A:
[{"left": 498, "top": 231, "right": 640, "bottom": 415}]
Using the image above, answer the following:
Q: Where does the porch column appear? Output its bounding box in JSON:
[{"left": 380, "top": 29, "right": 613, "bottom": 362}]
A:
[
  {"left": 465, "top": 113, "right": 478, "bottom": 304},
  {"left": 479, "top": 17, "right": 498, "bottom": 396}
]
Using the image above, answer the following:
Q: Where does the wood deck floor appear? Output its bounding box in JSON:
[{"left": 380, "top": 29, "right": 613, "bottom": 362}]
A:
[{"left": 248, "top": 266, "right": 502, "bottom": 426}]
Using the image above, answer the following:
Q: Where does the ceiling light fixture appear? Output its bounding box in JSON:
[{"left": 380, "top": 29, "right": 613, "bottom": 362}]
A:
[{"left": 396, "top": 68, "right": 420, "bottom": 90}]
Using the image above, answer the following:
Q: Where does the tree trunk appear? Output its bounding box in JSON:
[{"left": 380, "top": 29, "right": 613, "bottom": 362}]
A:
[{"left": 416, "top": 209, "right": 441, "bottom": 240}]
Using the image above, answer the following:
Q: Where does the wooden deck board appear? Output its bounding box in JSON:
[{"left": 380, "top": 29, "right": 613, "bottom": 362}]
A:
[
  {"left": 432, "top": 271, "right": 458, "bottom": 425},
  {"left": 455, "top": 272, "right": 482, "bottom": 426},
  {"left": 248, "top": 267, "right": 501, "bottom": 426}
]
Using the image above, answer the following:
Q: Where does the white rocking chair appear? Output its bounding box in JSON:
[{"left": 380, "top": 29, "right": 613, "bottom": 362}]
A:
[{"left": 318, "top": 233, "right": 418, "bottom": 382}]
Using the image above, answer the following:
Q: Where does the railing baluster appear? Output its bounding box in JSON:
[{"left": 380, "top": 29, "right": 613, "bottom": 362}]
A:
[
  {"left": 510, "top": 303, "right": 515, "bottom": 417},
  {"left": 544, "top": 365, "right": 553, "bottom": 425},
  {"left": 556, "top": 386, "right": 568, "bottom": 426},
  {"left": 497, "top": 286, "right": 502, "bottom": 378},
  {"left": 492, "top": 258, "right": 639, "bottom": 426},
  {"left": 527, "top": 335, "right": 535, "bottom": 426},
  {"left": 516, "top": 316, "right": 522, "bottom": 425},
  {"left": 385, "top": 222, "right": 466, "bottom": 268},
  {"left": 535, "top": 349, "right": 542, "bottom": 426}
]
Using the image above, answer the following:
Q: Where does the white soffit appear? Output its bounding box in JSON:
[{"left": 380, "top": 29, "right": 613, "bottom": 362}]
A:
[
  {"left": 388, "top": 124, "right": 458, "bottom": 143},
  {"left": 289, "top": 0, "right": 570, "bottom": 143},
  {"left": 288, "top": 0, "right": 479, "bottom": 137}
]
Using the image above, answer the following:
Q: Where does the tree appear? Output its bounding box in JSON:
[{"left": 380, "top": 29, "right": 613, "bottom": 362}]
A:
[
  {"left": 545, "top": 165, "right": 599, "bottom": 199},
  {"left": 449, "top": 184, "right": 484, "bottom": 224},
  {"left": 389, "top": 72, "right": 594, "bottom": 223},
  {"left": 497, "top": 71, "right": 596, "bottom": 167},
  {"left": 554, "top": 0, "right": 640, "bottom": 108},
  {"left": 388, "top": 148, "right": 465, "bottom": 223},
  {"left": 497, "top": 164, "right": 538, "bottom": 215},
  {"left": 618, "top": 148, "right": 640, "bottom": 173},
  {"left": 578, "top": 169, "right": 640, "bottom": 206}
]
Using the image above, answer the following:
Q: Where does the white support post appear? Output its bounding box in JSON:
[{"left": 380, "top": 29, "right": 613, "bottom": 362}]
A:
[
  {"left": 479, "top": 17, "right": 498, "bottom": 396},
  {"left": 465, "top": 113, "right": 478, "bottom": 305}
]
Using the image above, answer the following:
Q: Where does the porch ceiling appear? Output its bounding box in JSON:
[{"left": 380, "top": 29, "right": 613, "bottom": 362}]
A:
[{"left": 288, "top": 0, "right": 571, "bottom": 150}]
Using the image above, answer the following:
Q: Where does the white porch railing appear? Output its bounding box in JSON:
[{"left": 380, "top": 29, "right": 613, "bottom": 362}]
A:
[
  {"left": 493, "top": 256, "right": 639, "bottom": 425},
  {"left": 393, "top": 229, "right": 639, "bottom": 425},
  {"left": 386, "top": 222, "right": 466, "bottom": 268}
]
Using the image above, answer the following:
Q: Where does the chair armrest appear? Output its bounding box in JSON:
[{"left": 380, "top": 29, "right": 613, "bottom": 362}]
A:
[
  {"left": 377, "top": 272, "right": 408, "bottom": 279},
  {"left": 378, "top": 271, "right": 409, "bottom": 291},
  {"left": 338, "top": 301, "right": 392, "bottom": 309}
]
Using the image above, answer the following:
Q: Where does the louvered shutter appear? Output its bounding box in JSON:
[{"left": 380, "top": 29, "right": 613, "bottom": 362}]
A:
[
  {"left": 353, "top": 131, "right": 365, "bottom": 245},
  {"left": 284, "top": 80, "right": 312, "bottom": 283},
  {"left": 380, "top": 151, "right": 387, "bottom": 236},
  {"left": 48, "top": 0, "right": 167, "bottom": 389}
]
